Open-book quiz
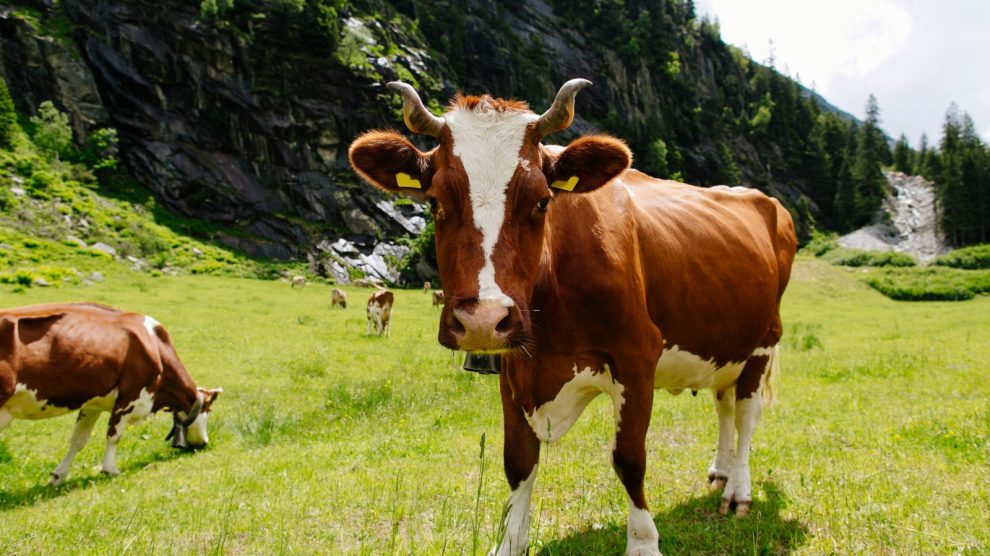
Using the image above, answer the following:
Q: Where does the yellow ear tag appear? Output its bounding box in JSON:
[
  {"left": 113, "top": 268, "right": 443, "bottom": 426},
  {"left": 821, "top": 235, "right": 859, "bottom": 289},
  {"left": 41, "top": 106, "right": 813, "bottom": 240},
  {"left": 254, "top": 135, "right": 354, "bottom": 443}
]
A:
[
  {"left": 395, "top": 172, "right": 421, "bottom": 189},
  {"left": 550, "top": 175, "right": 580, "bottom": 191}
]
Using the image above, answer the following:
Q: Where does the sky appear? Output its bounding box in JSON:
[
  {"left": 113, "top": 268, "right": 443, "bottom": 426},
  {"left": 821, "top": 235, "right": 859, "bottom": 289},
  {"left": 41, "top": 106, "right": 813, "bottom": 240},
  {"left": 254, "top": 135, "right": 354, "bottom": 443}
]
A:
[{"left": 694, "top": 0, "right": 990, "bottom": 147}]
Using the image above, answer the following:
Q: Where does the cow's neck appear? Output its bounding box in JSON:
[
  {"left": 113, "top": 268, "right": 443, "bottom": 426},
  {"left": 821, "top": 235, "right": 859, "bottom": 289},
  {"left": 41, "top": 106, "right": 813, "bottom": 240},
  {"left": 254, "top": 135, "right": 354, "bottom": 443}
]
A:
[{"left": 152, "top": 370, "right": 199, "bottom": 414}]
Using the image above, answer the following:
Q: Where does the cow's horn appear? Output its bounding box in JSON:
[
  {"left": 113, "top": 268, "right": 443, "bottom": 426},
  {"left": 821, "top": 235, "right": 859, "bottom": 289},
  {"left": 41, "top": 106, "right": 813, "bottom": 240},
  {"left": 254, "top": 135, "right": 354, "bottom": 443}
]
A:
[
  {"left": 387, "top": 81, "right": 444, "bottom": 138},
  {"left": 536, "top": 78, "right": 592, "bottom": 136}
]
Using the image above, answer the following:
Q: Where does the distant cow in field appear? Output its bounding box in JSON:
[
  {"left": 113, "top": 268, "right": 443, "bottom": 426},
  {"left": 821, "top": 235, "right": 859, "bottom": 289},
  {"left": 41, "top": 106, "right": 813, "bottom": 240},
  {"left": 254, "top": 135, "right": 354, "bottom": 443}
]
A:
[
  {"left": 331, "top": 288, "right": 347, "bottom": 309},
  {"left": 366, "top": 290, "right": 393, "bottom": 337},
  {"left": 290, "top": 276, "right": 306, "bottom": 288},
  {"left": 432, "top": 290, "right": 445, "bottom": 308},
  {"left": 423, "top": 281, "right": 432, "bottom": 293},
  {"left": 350, "top": 79, "right": 796, "bottom": 554},
  {"left": 0, "top": 303, "right": 222, "bottom": 485}
]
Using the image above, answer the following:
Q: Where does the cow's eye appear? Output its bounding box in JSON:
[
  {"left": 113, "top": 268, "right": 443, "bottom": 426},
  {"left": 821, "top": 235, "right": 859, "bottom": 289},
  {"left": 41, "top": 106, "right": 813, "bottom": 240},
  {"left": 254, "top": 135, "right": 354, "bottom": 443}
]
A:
[
  {"left": 536, "top": 197, "right": 550, "bottom": 213},
  {"left": 428, "top": 197, "right": 444, "bottom": 221}
]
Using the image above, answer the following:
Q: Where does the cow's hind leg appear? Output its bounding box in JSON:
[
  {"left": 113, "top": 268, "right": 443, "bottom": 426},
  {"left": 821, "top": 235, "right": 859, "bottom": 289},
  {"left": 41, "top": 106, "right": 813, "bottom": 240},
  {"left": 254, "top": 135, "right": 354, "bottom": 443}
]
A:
[
  {"left": 50, "top": 409, "right": 101, "bottom": 485},
  {"left": 708, "top": 387, "right": 736, "bottom": 492},
  {"left": 720, "top": 344, "right": 778, "bottom": 516}
]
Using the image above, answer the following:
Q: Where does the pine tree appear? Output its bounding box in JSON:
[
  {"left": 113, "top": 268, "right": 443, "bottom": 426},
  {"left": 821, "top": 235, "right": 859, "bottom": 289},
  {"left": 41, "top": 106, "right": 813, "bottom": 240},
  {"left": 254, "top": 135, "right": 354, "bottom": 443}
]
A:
[
  {"left": 851, "top": 95, "right": 888, "bottom": 226},
  {"left": 0, "top": 76, "right": 17, "bottom": 148},
  {"left": 892, "top": 134, "right": 913, "bottom": 174}
]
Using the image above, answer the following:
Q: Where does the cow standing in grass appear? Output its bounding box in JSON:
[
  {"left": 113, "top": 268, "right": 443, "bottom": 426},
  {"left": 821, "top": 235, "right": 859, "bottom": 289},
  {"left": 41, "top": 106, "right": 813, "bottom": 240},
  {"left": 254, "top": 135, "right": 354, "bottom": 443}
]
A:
[
  {"left": 331, "top": 288, "right": 347, "bottom": 309},
  {"left": 290, "top": 276, "right": 306, "bottom": 288},
  {"left": 0, "top": 303, "right": 221, "bottom": 485},
  {"left": 350, "top": 79, "right": 796, "bottom": 555},
  {"left": 366, "top": 290, "right": 393, "bottom": 337},
  {"left": 423, "top": 281, "right": 432, "bottom": 293}
]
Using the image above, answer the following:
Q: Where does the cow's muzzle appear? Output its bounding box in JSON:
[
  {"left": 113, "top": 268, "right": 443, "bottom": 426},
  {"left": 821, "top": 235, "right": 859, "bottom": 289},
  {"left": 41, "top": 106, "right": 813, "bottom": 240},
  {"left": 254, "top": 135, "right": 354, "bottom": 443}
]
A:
[{"left": 165, "top": 394, "right": 204, "bottom": 449}]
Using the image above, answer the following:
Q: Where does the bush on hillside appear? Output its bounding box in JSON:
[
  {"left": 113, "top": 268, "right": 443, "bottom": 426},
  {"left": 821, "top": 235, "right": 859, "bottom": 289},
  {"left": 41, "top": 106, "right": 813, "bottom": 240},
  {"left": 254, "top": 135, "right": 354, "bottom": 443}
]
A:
[
  {"left": 933, "top": 244, "right": 990, "bottom": 270},
  {"left": 864, "top": 267, "right": 990, "bottom": 301},
  {"left": 823, "top": 247, "right": 916, "bottom": 267}
]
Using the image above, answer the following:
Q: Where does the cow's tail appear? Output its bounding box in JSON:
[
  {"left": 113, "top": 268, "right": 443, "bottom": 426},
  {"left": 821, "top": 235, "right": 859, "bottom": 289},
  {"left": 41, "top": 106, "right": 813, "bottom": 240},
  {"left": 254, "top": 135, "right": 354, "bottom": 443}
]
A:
[{"left": 762, "top": 343, "right": 781, "bottom": 407}]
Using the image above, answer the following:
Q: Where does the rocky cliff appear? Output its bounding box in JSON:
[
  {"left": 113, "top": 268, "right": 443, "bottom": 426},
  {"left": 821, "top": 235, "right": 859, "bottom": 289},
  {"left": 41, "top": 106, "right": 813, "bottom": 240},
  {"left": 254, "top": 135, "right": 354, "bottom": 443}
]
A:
[{"left": 0, "top": 0, "right": 833, "bottom": 282}]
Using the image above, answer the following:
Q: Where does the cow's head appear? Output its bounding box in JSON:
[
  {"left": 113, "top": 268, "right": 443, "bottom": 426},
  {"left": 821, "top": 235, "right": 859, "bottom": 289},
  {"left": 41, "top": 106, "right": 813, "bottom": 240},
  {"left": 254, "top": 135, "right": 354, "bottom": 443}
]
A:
[
  {"left": 350, "top": 80, "right": 630, "bottom": 353},
  {"left": 169, "top": 387, "right": 222, "bottom": 448}
]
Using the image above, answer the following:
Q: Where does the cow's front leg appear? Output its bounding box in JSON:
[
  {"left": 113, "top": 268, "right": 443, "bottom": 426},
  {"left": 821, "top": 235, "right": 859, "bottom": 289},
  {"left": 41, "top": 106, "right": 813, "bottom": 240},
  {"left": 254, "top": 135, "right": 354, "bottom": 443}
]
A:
[
  {"left": 612, "top": 381, "right": 661, "bottom": 556},
  {"left": 101, "top": 410, "right": 127, "bottom": 476},
  {"left": 492, "top": 378, "right": 541, "bottom": 556},
  {"left": 720, "top": 391, "right": 762, "bottom": 517},
  {"left": 50, "top": 409, "right": 101, "bottom": 485}
]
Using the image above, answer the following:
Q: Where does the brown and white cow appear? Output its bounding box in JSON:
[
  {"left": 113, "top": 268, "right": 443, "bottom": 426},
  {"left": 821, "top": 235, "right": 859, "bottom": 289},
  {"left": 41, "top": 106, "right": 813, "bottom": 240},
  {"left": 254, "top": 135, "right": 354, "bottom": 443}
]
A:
[
  {"left": 0, "top": 303, "right": 221, "bottom": 485},
  {"left": 366, "top": 290, "right": 393, "bottom": 337},
  {"left": 349, "top": 80, "right": 796, "bottom": 555},
  {"left": 331, "top": 288, "right": 348, "bottom": 309},
  {"left": 423, "top": 280, "right": 432, "bottom": 293},
  {"left": 432, "top": 290, "right": 445, "bottom": 308}
]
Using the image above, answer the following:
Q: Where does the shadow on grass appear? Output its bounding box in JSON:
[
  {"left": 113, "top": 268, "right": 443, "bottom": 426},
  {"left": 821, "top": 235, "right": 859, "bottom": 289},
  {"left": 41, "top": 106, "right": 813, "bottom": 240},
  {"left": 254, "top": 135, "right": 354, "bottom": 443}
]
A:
[
  {"left": 0, "top": 445, "right": 198, "bottom": 512},
  {"left": 537, "top": 482, "right": 807, "bottom": 555}
]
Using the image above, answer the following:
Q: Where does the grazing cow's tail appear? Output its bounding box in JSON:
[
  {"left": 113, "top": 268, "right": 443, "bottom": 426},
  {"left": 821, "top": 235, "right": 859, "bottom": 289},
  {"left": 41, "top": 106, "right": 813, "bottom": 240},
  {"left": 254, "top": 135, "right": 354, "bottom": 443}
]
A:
[{"left": 762, "top": 343, "right": 781, "bottom": 406}]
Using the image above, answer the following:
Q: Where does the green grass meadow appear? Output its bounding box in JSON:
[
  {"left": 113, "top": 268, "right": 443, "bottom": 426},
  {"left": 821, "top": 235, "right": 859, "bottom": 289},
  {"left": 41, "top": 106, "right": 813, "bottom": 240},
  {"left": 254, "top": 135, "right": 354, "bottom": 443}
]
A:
[{"left": 0, "top": 257, "right": 988, "bottom": 554}]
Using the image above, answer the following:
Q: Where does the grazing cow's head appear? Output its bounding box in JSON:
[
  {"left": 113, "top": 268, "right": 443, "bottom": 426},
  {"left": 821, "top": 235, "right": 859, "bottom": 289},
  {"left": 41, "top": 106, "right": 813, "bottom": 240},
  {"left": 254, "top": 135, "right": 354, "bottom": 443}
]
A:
[
  {"left": 169, "top": 387, "right": 222, "bottom": 448},
  {"left": 350, "top": 80, "right": 630, "bottom": 353}
]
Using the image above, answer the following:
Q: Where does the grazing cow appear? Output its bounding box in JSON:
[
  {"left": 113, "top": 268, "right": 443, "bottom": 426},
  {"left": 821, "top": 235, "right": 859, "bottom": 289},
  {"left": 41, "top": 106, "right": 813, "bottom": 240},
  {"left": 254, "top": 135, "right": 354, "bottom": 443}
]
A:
[
  {"left": 349, "top": 79, "right": 796, "bottom": 555},
  {"left": 432, "top": 290, "right": 445, "bottom": 308},
  {"left": 290, "top": 275, "right": 306, "bottom": 288},
  {"left": 423, "top": 280, "right": 432, "bottom": 293},
  {"left": 331, "top": 288, "right": 348, "bottom": 309},
  {"left": 366, "top": 290, "right": 393, "bottom": 337},
  {"left": 0, "top": 303, "right": 221, "bottom": 485}
]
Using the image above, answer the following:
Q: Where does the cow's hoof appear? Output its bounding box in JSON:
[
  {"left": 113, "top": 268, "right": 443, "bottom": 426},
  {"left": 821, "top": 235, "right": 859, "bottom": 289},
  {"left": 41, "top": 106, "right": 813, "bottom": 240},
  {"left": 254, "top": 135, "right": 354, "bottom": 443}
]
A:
[
  {"left": 735, "top": 502, "right": 751, "bottom": 517},
  {"left": 49, "top": 473, "right": 65, "bottom": 486},
  {"left": 100, "top": 467, "right": 119, "bottom": 477},
  {"left": 718, "top": 499, "right": 732, "bottom": 515}
]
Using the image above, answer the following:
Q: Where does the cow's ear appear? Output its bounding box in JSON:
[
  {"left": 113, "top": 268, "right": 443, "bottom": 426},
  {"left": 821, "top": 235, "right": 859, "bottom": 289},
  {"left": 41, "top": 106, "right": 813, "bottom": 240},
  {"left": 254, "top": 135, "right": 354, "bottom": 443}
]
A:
[
  {"left": 199, "top": 387, "right": 222, "bottom": 409},
  {"left": 349, "top": 130, "right": 434, "bottom": 199},
  {"left": 542, "top": 135, "right": 631, "bottom": 194}
]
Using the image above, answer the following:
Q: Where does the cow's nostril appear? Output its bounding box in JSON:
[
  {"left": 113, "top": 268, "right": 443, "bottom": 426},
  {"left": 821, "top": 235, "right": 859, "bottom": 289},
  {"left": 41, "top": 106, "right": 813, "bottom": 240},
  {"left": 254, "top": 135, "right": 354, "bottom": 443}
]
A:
[
  {"left": 450, "top": 315, "right": 466, "bottom": 335},
  {"left": 495, "top": 314, "right": 512, "bottom": 334}
]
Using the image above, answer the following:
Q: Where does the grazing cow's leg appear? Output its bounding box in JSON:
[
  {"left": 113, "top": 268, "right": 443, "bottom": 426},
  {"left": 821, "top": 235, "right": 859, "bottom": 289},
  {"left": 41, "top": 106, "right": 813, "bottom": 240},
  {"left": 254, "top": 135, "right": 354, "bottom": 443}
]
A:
[
  {"left": 493, "top": 377, "right": 541, "bottom": 556},
  {"left": 708, "top": 387, "right": 736, "bottom": 491},
  {"left": 101, "top": 391, "right": 153, "bottom": 476},
  {"left": 50, "top": 409, "right": 101, "bottom": 485},
  {"left": 0, "top": 408, "right": 11, "bottom": 434},
  {"left": 612, "top": 376, "right": 661, "bottom": 556}
]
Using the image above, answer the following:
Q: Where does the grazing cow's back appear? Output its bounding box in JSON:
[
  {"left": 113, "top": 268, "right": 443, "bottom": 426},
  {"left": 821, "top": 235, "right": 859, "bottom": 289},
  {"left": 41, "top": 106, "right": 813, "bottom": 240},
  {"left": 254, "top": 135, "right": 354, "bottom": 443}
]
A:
[
  {"left": 0, "top": 303, "right": 221, "bottom": 484},
  {"left": 366, "top": 290, "right": 393, "bottom": 337},
  {"left": 349, "top": 79, "right": 796, "bottom": 555}
]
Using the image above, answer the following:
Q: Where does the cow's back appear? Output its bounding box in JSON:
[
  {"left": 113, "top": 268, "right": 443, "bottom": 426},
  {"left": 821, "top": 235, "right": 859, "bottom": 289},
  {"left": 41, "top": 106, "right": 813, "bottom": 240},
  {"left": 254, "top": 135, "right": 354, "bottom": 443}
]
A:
[
  {"left": 1, "top": 303, "right": 161, "bottom": 412},
  {"left": 544, "top": 170, "right": 795, "bottom": 366}
]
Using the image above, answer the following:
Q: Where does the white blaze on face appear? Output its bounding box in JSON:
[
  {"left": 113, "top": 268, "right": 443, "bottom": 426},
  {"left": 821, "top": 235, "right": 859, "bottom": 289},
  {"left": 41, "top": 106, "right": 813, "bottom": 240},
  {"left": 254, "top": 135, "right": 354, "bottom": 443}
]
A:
[{"left": 446, "top": 104, "right": 536, "bottom": 305}]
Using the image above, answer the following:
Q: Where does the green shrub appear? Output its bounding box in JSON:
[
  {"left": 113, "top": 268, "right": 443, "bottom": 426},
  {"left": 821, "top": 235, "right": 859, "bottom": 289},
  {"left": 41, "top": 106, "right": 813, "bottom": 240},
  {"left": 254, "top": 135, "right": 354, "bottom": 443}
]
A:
[
  {"left": 802, "top": 231, "right": 839, "bottom": 256},
  {"left": 29, "top": 101, "right": 73, "bottom": 161},
  {"left": 864, "top": 267, "right": 990, "bottom": 301},
  {"left": 934, "top": 244, "right": 990, "bottom": 270},
  {"left": 823, "top": 248, "right": 916, "bottom": 267}
]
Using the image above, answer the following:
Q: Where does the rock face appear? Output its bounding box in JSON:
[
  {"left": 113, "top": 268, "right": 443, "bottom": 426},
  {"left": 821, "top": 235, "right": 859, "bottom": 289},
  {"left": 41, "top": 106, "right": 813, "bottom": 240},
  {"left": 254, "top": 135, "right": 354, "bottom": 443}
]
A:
[
  {"left": 839, "top": 171, "right": 949, "bottom": 263},
  {"left": 0, "top": 1, "right": 834, "bottom": 280}
]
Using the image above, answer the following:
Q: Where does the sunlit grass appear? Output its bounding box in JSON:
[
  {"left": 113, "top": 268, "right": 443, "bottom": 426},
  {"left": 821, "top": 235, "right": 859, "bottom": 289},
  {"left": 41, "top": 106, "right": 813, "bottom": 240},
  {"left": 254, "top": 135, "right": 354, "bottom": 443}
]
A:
[{"left": 0, "top": 258, "right": 988, "bottom": 554}]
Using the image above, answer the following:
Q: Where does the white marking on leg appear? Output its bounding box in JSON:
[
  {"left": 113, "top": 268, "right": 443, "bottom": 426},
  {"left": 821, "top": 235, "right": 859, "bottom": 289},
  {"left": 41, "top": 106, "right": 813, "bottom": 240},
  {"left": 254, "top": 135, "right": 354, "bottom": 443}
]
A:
[
  {"left": 493, "top": 464, "right": 538, "bottom": 556},
  {"left": 626, "top": 496, "right": 661, "bottom": 556},
  {"left": 525, "top": 364, "right": 624, "bottom": 443},
  {"left": 101, "top": 388, "right": 154, "bottom": 476},
  {"left": 51, "top": 410, "right": 101, "bottom": 485},
  {"left": 709, "top": 387, "right": 736, "bottom": 483},
  {"left": 446, "top": 105, "right": 535, "bottom": 305},
  {"left": 723, "top": 393, "right": 763, "bottom": 505}
]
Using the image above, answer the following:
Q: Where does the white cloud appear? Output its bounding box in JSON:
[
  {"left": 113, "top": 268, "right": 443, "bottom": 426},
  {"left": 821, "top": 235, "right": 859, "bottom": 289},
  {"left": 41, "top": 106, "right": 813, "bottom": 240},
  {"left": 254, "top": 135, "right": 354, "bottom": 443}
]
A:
[{"left": 694, "top": 0, "right": 990, "bottom": 145}]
